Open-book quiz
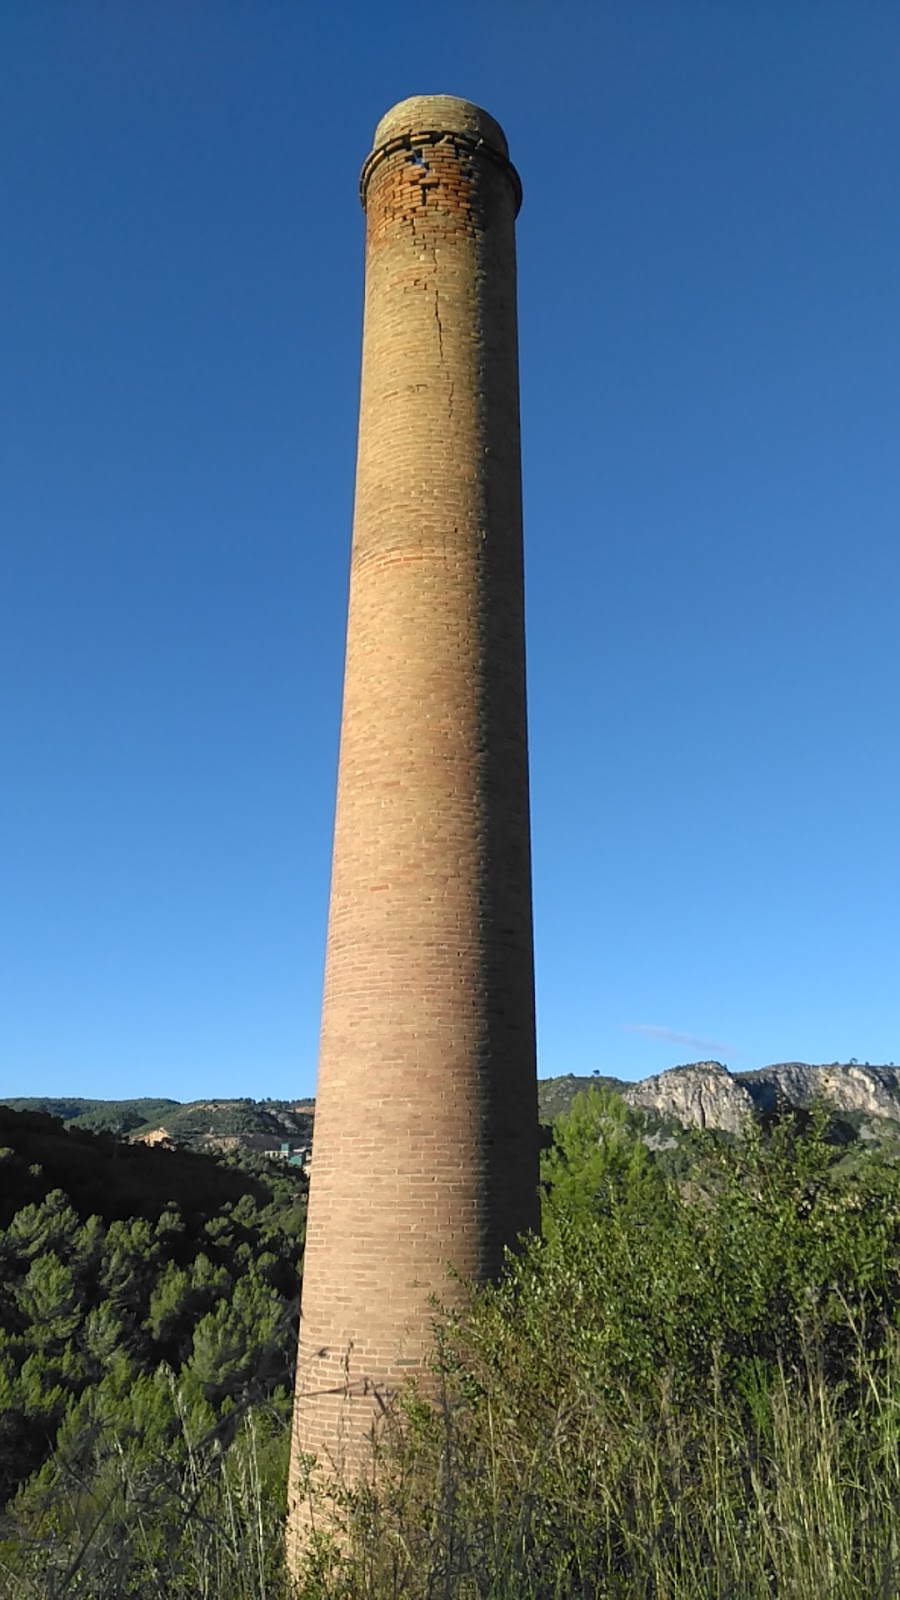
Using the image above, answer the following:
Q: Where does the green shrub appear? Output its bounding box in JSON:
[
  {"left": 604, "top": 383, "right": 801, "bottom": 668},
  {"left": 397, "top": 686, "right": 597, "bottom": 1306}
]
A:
[{"left": 298, "top": 1094, "right": 900, "bottom": 1599}]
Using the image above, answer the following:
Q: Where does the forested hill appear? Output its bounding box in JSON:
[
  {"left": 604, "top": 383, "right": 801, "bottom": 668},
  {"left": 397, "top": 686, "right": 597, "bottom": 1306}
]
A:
[
  {"left": 0, "top": 1096, "right": 314, "bottom": 1144},
  {"left": 3, "top": 1087, "right": 606, "bottom": 1140},
  {"left": 0, "top": 1107, "right": 295, "bottom": 1228},
  {"left": 0, "top": 1097, "right": 180, "bottom": 1135},
  {"left": 537, "top": 1075, "right": 626, "bottom": 1122},
  {"left": 7, "top": 1061, "right": 900, "bottom": 1153},
  {"left": 0, "top": 1107, "right": 306, "bottom": 1532}
]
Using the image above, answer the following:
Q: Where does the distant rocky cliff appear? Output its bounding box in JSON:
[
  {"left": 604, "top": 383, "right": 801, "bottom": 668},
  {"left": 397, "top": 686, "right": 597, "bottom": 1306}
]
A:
[
  {"left": 620, "top": 1060, "right": 900, "bottom": 1134},
  {"left": 737, "top": 1062, "right": 900, "bottom": 1120},
  {"left": 624, "top": 1061, "right": 754, "bottom": 1134}
]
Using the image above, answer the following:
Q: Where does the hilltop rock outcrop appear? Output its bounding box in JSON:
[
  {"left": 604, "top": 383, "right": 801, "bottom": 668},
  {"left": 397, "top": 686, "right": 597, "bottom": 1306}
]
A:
[
  {"left": 614, "top": 1060, "right": 900, "bottom": 1135},
  {"left": 624, "top": 1060, "right": 754, "bottom": 1134},
  {"left": 736, "top": 1062, "right": 900, "bottom": 1121}
]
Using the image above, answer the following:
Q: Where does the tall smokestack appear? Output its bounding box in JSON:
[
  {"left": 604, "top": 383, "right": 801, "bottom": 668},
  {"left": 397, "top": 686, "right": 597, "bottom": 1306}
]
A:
[{"left": 288, "top": 93, "right": 538, "bottom": 1553}]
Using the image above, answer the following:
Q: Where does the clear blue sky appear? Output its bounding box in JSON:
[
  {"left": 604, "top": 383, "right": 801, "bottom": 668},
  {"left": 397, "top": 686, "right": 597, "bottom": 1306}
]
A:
[{"left": 3, "top": 2, "right": 898, "bottom": 1102}]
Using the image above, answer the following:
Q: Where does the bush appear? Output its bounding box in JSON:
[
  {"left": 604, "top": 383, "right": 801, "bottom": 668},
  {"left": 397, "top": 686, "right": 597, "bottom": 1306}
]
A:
[{"left": 298, "top": 1093, "right": 900, "bottom": 1599}]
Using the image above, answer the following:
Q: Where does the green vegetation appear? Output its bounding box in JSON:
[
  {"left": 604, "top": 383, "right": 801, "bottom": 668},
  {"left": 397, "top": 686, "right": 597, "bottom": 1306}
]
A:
[
  {"left": 307, "top": 1091, "right": 900, "bottom": 1599},
  {"left": 4, "top": 1091, "right": 900, "bottom": 1596},
  {"left": 536, "top": 1072, "right": 625, "bottom": 1123},
  {"left": 0, "top": 1110, "right": 304, "bottom": 1597},
  {"left": 1, "top": 1095, "right": 314, "bottom": 1145},
  {"left": 0, "top": 1098, "right": 181, "bottom": 1136},
  {"left": 0, "top": 1108, "right": 282, "bottom": 1229}
]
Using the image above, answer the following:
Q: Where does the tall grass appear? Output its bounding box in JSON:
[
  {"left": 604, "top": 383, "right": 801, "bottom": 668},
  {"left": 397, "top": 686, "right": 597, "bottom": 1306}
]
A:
[
  {"left": 305, "top": 1324, "right": 900, "bottom": 1600},
  {"left": 6, "top": 1332, "right": 899, "bottom": 1598},
  {"left": 296, "top": 1104, "right": 900, "bottom": 1598},
  {"left": 0, "top": 1394, "right": 293, "bottom": 1599}
]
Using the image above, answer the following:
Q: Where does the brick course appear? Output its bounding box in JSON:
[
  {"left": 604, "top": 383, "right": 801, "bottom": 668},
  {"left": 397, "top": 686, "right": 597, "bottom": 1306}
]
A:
[{"left": 287, "top": 94, "right": 539, "bottom": 1559}]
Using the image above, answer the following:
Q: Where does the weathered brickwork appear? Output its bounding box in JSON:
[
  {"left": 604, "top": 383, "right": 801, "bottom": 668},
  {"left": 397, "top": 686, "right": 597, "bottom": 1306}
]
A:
[{"left": 287, "top": 95, "right": 539, "bottom": 1558}]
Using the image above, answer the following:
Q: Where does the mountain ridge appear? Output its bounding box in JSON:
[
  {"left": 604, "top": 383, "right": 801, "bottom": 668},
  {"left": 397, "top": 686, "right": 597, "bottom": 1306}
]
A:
[{"left": 5, "top": 1063, "right": 899, "bottom": 1143}]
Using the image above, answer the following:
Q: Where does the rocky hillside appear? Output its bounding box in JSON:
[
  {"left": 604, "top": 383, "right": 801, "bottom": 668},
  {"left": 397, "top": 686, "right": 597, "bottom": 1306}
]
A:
[
  {"left": 543, "top": 1060, "right": 900, "bottom": 1137},
  {"left": 624, "top": 1060, "right": 753, "bottom": 1134},
  {"left": 8, "top": 1063, "right": 900, "bottom": 1147},
  {"left": 737, "top": 1062, "right": 900, "bottom": 1120}
]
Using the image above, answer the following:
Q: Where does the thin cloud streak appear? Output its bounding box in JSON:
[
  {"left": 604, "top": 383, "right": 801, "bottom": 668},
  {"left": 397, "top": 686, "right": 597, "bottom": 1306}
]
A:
[{"left": 621, "top": 1023, "right": 739, "bottom": 1057}]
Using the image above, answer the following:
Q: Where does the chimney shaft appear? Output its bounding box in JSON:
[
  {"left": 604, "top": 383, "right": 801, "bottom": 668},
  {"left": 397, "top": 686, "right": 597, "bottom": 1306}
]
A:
[{"left": 288, "top": 93, "right": 538, "bottom": 1554}]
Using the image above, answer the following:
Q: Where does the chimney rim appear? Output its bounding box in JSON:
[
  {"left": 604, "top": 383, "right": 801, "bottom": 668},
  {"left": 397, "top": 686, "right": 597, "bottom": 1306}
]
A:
[
  {"left": 372, "top": 95, "right": 510, "bottom": 160},
  {"left": 360, "top": 96, "right": 522, "bottom": 216}
]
